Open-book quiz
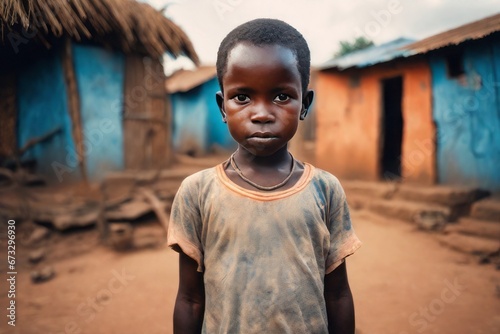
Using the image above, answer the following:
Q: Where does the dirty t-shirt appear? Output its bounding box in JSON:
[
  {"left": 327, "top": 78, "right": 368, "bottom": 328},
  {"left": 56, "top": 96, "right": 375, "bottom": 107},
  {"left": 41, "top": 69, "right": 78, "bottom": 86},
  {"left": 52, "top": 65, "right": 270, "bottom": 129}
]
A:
[{"left": 168, "top": 162, "right": 361, "bottom": 334}]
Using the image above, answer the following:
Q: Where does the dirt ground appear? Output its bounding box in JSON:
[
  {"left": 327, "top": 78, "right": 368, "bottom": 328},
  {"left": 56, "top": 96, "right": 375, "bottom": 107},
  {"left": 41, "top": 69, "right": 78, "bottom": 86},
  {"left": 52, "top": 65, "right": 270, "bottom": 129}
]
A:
[{"left": 1, "top": 208, "right": 500, "bottom": 334}]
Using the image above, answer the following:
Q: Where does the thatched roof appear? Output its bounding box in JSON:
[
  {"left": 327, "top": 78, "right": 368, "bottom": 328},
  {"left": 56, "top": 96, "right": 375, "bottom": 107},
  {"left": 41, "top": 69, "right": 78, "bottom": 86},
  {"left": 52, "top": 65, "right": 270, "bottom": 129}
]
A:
[{"left": 0, "top": 0, "right": 199, "bottom": 61}]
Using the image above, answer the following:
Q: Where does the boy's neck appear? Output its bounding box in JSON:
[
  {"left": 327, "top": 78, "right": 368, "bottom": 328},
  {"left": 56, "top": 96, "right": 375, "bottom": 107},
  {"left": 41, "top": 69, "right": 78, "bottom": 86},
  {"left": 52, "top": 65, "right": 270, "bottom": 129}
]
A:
[
  {"left": 225, "top": 145, "right": 305, "bottom": 192},
  {"left": 234, "top": 145, "right": 292, "bottom": 169}
]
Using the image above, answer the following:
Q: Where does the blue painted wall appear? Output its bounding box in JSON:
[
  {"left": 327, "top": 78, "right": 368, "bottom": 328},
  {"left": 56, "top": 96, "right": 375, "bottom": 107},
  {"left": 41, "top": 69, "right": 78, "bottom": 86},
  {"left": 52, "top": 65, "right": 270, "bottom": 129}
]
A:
[
  {"left": 205, "top": 78, "right": 235, "bottom": 149},
  {"left": 430, "top": 37, "right": 500, "bottom": 191},
  {"left": 171, "top": 77, "right": 235, "bottom": 155},
  {"left": 171, "top": 85, "right": 208, "bottom": 154},
  {"left": 73, "top": 44, "right": 125, "bottom": 180},
  {"left": 17, "top": 43, "right": 125, "bottom": 183},
  {"left": 17, "top": 50, "right": 77, "bottom": 182}
]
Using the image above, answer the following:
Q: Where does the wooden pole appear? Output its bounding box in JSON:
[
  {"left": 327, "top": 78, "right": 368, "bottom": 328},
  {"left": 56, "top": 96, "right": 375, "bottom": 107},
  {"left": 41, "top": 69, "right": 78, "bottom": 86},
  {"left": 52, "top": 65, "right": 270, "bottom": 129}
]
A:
[
  {"left": 0, "top": 71, "right": 17, "bottom": 163},
  {"left": 140, "top": 188, "right": 169, "bottom": 239},
  {"left": 61, "top": 37, "right": 88, "bottom": 184},
  {"left": 17, "top": 127, "right": 61, "bottom": 156}
]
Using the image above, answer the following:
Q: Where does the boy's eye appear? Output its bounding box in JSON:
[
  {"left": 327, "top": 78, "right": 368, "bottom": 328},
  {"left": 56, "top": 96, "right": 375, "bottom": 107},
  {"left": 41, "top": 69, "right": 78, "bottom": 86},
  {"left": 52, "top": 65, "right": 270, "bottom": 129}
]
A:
[
  {"left": 274, "top": 93, "right": 289, "bottom": 102},
  {"left": 234, "top": 94, "right": 249, "bottom": 102}
]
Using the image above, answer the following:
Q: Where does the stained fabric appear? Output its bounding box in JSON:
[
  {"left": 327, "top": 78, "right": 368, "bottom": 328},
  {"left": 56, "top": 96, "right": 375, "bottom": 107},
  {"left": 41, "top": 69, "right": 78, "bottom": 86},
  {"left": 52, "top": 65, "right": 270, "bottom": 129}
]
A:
[{"left": 168, "top": 162, "right": 361, "bottom": 334}]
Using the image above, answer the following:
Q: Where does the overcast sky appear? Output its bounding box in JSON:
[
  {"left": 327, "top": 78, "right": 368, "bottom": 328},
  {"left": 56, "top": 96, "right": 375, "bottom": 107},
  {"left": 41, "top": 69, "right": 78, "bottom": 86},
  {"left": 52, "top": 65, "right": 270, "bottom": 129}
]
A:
[{"left": 142, "top": 0, "right": 499, "bottom": 67}]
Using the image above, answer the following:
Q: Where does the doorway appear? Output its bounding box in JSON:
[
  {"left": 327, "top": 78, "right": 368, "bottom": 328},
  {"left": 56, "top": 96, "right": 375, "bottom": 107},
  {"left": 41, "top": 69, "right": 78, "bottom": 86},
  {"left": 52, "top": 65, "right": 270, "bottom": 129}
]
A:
[{"left": 380, "top": 76, "right": 403, "bottom": 180}]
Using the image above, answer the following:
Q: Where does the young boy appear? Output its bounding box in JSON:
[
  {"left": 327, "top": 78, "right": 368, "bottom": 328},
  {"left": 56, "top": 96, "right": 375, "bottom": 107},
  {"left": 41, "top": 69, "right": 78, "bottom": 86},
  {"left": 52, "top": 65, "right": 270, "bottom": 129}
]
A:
[{"left": 168, "top": 18, "right": 361, "bottom": 334}]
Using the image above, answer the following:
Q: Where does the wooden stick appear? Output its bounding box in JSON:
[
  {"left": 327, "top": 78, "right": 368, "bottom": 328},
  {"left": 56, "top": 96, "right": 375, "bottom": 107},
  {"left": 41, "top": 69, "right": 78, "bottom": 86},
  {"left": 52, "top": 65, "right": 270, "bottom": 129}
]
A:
[
  {"left": 62, "top": 37, "right": 88, "bottom": 184},
  {"left": 97, "top": 182, "right": 109, "bottom": 242},
  {"left": 17, "top": 126, "right": 61, "bottom": 156},
  {"left": 139, "top": 188, "right": 169, "bottom": 238}
]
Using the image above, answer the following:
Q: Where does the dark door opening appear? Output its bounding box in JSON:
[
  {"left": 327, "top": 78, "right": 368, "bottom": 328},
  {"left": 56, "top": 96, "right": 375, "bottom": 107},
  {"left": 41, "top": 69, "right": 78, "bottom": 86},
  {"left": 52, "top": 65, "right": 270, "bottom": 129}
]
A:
[{"left": 380, "top": 76, "right": 403, "bottom": 180}]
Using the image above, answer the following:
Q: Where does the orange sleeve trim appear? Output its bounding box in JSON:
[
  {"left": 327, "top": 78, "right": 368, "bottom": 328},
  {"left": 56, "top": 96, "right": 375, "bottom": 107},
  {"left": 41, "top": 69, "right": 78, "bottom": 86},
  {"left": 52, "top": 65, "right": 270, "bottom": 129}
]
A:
[
  {"left": 325, "top": 237, "right": 362, "bottom": 275},
  {"left": 167, "top": 232, "right": 204, "bottom": 272}
]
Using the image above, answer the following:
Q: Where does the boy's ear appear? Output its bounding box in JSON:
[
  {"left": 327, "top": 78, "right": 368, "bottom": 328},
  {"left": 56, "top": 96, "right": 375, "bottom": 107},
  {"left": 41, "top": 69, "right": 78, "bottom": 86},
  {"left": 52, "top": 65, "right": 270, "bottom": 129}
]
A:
[
  {"left": 216, "top": 91, "right": 227, "bottom": 123},
  {"left": 300, "top": 90, "right": 314, "bottom": 120}
]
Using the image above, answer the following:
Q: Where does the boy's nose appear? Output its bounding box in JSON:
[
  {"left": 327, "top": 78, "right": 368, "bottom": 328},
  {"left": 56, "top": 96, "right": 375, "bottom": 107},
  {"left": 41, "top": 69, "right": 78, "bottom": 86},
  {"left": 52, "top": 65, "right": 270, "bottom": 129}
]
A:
[{"left": 250, "top": 105, "right": 275, "bottom": 123}]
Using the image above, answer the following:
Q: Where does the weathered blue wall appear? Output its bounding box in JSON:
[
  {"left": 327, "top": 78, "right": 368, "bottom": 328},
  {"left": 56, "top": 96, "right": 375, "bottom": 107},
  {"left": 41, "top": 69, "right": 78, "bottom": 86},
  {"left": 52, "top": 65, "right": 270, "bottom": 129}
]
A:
[
  {"left": 17, "top": 49, "right": 77, "bottom": 181},
  {"left": 205, "top": 78, "right": 235, "bottom": 150},
  {"left": 431, "top": 37, "right": 500, "bottom": 191},
  {"left": 17, "top": 44, "right": 125, "bottom": 183},
  {"left": 171, "top": 77, "right": 235, "bottom": 155},
  {"left": 73, "top": 43, "right": 125, "bottom": 180},
  {"left": 171, "top": 85, "right": 208, "bottom": 154}
]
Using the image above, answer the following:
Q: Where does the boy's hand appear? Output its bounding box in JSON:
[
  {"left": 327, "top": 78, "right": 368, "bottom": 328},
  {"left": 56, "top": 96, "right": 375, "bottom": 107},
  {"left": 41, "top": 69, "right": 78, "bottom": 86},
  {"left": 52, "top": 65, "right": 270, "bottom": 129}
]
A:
[
  {"left": 324, "top": 260, "right": 355, "bottom": 334},
  {"left": 173, "top": 250, "right": 205, "bottom": 334}
]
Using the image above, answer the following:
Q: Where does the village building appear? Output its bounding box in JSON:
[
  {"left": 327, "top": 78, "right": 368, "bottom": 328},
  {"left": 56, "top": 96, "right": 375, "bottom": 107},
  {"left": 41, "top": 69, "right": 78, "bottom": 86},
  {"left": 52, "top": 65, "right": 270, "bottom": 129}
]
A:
[
  {"left": 0, "top": 0, "right": 199, "bottom": 183},
  {"left": 165, "top": 66, "right": 235, "bottom": 156},
  {"left": 315, "top": 13, "right": 500, "bottom": 192}
]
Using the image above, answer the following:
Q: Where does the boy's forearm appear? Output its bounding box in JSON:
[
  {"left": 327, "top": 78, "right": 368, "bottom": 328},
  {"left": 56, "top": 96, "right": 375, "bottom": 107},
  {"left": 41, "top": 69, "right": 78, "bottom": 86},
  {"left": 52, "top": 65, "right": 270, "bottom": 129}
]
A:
[
  {"left": 325, "top": 289, "right": 355, "bottom": 334},
  {"left": 173, "top": 296, "right": 204, "bottom": 334},
  {"left": 174, "top": 250, "right": 205, "bottom": 334},
  {"left": 324, "top": 261, "right": 355, "bottom": 334}
]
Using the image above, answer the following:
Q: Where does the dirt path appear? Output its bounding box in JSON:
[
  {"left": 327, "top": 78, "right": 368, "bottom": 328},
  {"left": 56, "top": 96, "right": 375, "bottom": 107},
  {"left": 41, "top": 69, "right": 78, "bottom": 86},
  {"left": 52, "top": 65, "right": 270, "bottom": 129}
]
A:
[{"left": 1, "top": 210, "right": 499, "bottom": 334}]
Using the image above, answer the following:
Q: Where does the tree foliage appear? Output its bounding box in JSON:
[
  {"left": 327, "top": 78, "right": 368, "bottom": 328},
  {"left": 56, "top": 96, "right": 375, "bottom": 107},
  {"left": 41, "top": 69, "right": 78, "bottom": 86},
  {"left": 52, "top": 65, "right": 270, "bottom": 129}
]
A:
[{"left": 334, "top": 37, "right": 374, "bottom": 58}]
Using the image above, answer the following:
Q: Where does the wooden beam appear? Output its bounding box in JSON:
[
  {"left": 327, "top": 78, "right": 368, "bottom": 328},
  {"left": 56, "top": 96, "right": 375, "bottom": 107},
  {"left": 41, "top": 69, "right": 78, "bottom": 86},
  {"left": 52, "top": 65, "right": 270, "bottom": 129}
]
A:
[
  {"left": 0, "top": 71, "right": 17, "bottom": 160},
  {"left": 18, "top": 127, "right": 61, "bottom": 156},
  {"left": 139, "top": 188, "right": 169, "bottom": 238},
  {"left": 61, "top": 37, "right": 88, "bottom": 183}
]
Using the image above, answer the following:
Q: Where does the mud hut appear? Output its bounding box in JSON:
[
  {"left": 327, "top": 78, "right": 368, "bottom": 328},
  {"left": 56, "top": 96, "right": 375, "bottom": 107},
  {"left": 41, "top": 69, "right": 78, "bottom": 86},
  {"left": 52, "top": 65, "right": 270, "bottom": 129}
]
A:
[
  {"left": 0, "top": 0, "right": 199, "bottom": 182},
  {"left": 165, "top": 66, "right": 235, "bottom": 156},
  {"left": 315, "top": 37, "right": 434, "bottom": 184},
  {"left": 404, "top": 13, "right": 500, "bottom": 191},
  {"left": 315, "top": 13, "right": 500, "bottom": 191}
]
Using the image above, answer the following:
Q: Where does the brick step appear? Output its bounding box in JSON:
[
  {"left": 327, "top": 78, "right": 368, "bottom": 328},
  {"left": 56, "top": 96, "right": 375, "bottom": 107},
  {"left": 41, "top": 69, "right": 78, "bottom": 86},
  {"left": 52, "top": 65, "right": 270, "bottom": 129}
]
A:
[
  {"left": 343, "top": 181, "right": 489, "bottom": 207},
  {"left": 105, "top": 166, "right": 202, "bottom": 184},
  {"left": 435, "top": 233, "right": 500, "bottom": 256},
  {"left": 358, "top": 197, "right": 452, "bottom": 223},
  {"left": 346, "top": 194, "right": 374, "bottom": 211},
  {"left": 445, "top": 218, "right": 500, "bottom": 240},
  {"left": 470, "top": 197, "right": 500, "bottom": 222},
  {"left": 342, "top": 181, "right": 397, "bottom": 200},
  {"left": 394, "top": 184, "right": 488, "bottom": 206},
  {"left": 173, "top": 153, "right": 230, "bottom": 169}
]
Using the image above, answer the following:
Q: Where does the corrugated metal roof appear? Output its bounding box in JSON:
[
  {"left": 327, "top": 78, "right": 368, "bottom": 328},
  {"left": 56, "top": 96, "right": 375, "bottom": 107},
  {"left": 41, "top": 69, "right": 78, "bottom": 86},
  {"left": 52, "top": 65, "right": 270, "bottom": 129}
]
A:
[
  {"left": 319, "top": 37, "right": 415, "bottom": 70},
  {"left": 404, "top": 12, "right": 500, "bottom": 54},
  {"left": 165, "top": 66, "right": 217, "bottom": 93},
  {"left": 319, "top": 13, "right": 500, "bottom": 71}
]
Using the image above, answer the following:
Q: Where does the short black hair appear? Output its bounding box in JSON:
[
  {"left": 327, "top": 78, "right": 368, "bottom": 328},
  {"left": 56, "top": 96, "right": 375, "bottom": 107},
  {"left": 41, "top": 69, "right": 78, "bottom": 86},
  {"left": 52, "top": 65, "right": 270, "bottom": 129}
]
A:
[{"left": 216, "top": 18, "right": 311, "bottom": 93}]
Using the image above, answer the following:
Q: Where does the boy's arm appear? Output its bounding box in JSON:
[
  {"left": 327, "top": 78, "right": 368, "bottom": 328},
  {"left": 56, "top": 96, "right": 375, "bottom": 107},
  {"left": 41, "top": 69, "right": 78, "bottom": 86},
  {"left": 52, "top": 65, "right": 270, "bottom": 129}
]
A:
[
  {"left": 173, "top": 250, "right": 205, "bottom": 334},
  {"left": 324, "top": 260, "right": 355, "bottom": 334}
]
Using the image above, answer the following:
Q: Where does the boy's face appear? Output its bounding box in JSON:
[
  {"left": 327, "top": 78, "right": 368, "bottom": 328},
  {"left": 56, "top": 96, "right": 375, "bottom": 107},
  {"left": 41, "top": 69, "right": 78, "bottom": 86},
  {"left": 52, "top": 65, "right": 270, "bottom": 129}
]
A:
[{"left": 216, "top": 43, "right": 313, "bottom": 157}]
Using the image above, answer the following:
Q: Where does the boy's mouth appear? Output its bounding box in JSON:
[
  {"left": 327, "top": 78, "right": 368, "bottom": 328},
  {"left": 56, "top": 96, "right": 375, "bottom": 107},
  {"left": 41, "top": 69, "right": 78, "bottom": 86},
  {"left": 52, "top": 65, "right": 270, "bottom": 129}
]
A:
[
  {"left": 246, "top": 132, "right": 279, "bottom": 145},
  {"left": 249, "top": 132, "right": 277, "bottom": 139}
]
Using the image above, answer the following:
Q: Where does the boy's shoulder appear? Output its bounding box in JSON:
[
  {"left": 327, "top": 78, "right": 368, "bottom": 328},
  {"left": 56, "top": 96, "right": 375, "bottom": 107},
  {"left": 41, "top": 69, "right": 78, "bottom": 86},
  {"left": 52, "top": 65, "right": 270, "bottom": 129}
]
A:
[
  {"left": 179, "top": 165, "right": 218, "bottom": 190},
  {"left": 308, "top": 163, "right": 343, "bottom": 188},
  {"left": 307, "top": 164, "right": 348, "bottom": 206},
  {"left": 181, "top": 165, "right": 218, "bottom": 187}
]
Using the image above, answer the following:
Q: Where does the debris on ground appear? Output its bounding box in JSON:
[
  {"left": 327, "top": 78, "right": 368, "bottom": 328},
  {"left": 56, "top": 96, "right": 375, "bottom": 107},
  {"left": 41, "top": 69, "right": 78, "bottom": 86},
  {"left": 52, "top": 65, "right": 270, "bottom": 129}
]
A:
[
  {"left": 29, "top": 248, "right": 46, "bottom": 264},
  {"left": 0, "top": 167, "right": 46, "bottom": 188},
  {"left": 31, "top": 266, "right": 56, "bottom": 284},
  {"left": 133, "top": 223, "right": 166, "bottom": 249},
  {"left": 26, "top": 224, "right": 51, "bottom": 245},
  {"left": 0, "top": 187, "right": 100, "bottom": 231},
  {"left": 109, "top": 223, "right": 134, "bottom": 251},
  {"left": 414, "top": 211, "right": 448, "bottom": 231}
]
